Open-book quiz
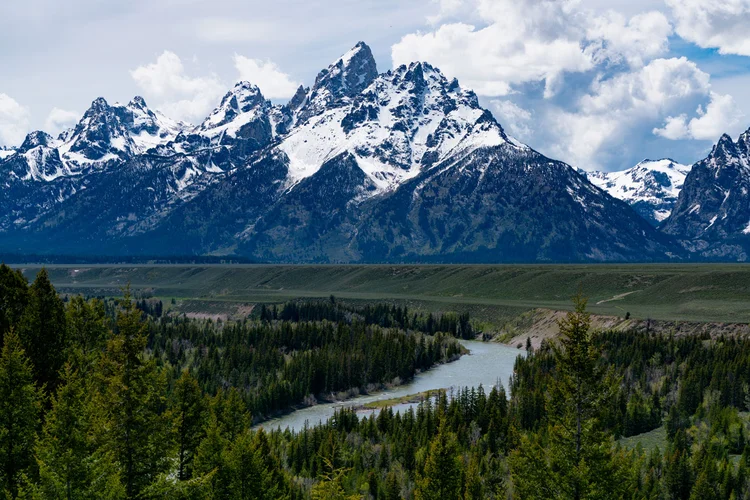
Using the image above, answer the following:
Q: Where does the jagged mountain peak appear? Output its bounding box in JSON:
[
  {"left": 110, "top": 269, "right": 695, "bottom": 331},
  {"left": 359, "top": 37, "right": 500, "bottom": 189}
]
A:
[
  {"left": 19, "top": 131, "right": 55, "bottom": 153},
  {"left": 61, "top": 96, "right": 132, "bottom": 162},
  {"left": 224, "top": 81, "right": 264, "bottom": 104},
  {"left": 128, "top": 95, "right": 149, "bottom": 110},
  {"left": 0, "top": 41, "right": 688, "bottom": 264},
  {"left": 198, "top": 81, "right": 268, "bottom": 138},
  {"left": 320, "top": 41, "right": 377, "bottom": 95},
  {"left": 278, "top": 58, "right": 512, "bottom": 194},
  {"left": 55, "top": 93, "right": 187, "bottom": 164},
  {"left": 661, "top": 128, "right": 750, "bottom": 258},
  {"left": 296, "top": 42, "right": 378, "bottom": 123},
  {"left": 88, "top": 96, "right": 110, "bottom": 111},
  {"left": 1, "top": 130, "right": 67, "bottom": 182},
  {"left": 711, "top": 133, "right": 741, "bottom": 161},
  {"left": 587, "top": 158, "right": 691, "bottom": 225},
  {"left": 288, "top": 85, "right": 308, "bottom": 110},
  {"left": 738, "top": 128, "right": 750, "bottom": 151},
  {"left": 717, "top": 133, "right": 734, "bottom": 146}
]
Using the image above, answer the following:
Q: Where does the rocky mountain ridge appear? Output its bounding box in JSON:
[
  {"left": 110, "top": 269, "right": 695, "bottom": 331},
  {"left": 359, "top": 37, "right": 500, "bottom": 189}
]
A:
[
  {"left": 585, "top": 159, "right": 691, "bottom": 226},
  {"left": 661, "top": 130, "right": 750, "bottom": 260},
  {"left": 0, "top": 42, "right": 688, "bottom": 262}
]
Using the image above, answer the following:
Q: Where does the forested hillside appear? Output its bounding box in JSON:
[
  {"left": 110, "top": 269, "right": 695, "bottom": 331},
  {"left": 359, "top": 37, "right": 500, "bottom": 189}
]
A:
[{"left": 1, "top": 265, "right": 750, "bottom": 498}]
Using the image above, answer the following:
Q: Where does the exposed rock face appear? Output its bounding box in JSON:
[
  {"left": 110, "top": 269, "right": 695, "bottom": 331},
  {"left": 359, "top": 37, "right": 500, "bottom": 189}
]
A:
[
  {"left": 0, "top": 42, "right": 684, "bottom": 262},
  {"left": 661, "top": 131, "right": 750, "bottom": 260}
]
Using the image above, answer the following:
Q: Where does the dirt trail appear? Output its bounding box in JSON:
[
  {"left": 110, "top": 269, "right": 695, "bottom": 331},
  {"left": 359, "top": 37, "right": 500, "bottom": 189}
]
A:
[{"left": 596, "top": 290, "right": 641, "bottom": 305}]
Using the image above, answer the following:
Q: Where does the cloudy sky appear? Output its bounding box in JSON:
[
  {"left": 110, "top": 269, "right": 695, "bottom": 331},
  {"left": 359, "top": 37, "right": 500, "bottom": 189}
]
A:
[{"left": 2, "top": 0, "right": 750, "bottom": 172}]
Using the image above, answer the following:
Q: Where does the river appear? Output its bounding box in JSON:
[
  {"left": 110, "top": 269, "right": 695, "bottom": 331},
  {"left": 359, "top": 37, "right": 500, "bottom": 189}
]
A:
[{"left": 258, "top": 340, "right": 524, "bottom": 432}]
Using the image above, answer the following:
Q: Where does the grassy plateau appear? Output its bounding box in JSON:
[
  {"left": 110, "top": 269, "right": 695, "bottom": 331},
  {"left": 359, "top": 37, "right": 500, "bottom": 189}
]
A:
[{"left": 9, "top": 263, "right": 750, "bottom": 325}]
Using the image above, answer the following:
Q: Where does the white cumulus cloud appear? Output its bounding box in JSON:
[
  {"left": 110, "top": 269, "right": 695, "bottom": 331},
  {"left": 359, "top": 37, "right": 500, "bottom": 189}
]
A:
[
  {"left": 130, "top": 51, "right": 225, "bottom": 124},
  {"left": 491, "top": 100, "right": 533, "bottom": 139},
  {"left": 392, "top": 0, "right": 673, "bottom": 98},
  {"left": 654, "top": 92, "right": 744, "bottom": 141},
  {"left": 545, "top": 58, "right": 727, "bottom": 169},
  {"left": 666, "top": 0, "right": 750, "bottom": 56},
  {"left": 0, "top": 93, "right": 30, "bottom": 147},
  {"left": 392, "top": 0, "right": 595, "bottom": 98},
  {"left": 394, "top": 0, "right": 744, "bottom": 171},
  {"left": 426, "top": 0, "right": 470, "bottom": 25},
  {"left": 586, "top": 11, "right": 673, "bottom": 67},
  {"left": 44, "top": 107, "right": 79, "bottom": 136},
  {"left": 233, "top": 55, "right": 300, "bottom": 99}
]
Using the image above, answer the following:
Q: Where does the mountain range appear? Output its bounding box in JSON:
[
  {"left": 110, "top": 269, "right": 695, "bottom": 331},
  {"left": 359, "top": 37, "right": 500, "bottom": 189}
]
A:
[
  {"left": 585, "top": 159, "right": 690, "bottom": 226},
  {"left": 0, "top": 42, "right": 748, "bottom": 262}
]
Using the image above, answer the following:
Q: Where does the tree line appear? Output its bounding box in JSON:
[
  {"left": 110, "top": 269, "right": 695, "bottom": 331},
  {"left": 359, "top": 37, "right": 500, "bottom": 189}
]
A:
[{"left": 257, "top": 300, "right": 474, "bottom": 340}]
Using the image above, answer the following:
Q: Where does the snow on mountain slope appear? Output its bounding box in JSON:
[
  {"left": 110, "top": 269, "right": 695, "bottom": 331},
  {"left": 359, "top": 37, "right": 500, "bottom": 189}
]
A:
[
  {"left": 278, "top": 61, "right": 513, "bottom": 193},
  {"left": 293, "top": 41, "right": 378, "bottom": 125},
  {"left": 58, "top": 96, "right": 187, "bottom": 164},
  {"left": 0, "top": 41, "right": 687, "bottom": 262},
  {"left": 125, "top": 96, "right": 186, "bottom": 151},
  {"left": 586, "top": 159, "right": 691, "bottom": 225},
  {"left": 3, "top": 131, "right": 69, "bottom": 182},
  {"left": 661, "top": 130, "right": 750, "bottom": 259},
  {"left": 196, "top": 82, "right": 269, "bottom": 140},
  {"left": 2, "top": 96, "right": 188, "bottom": 184}
]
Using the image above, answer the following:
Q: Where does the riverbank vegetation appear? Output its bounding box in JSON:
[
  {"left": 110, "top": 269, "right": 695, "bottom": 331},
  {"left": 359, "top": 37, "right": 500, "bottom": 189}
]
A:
[{"left": 2, "top": 264, "right": 750, "bottom": 498}]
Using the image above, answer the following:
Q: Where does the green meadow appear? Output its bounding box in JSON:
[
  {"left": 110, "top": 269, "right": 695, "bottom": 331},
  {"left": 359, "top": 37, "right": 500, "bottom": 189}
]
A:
[{"left": 12, "top": 263, "right": 750, "bottom": 324}]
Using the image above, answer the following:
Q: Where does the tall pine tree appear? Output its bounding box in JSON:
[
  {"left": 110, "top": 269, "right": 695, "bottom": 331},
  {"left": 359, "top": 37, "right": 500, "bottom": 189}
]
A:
[
  {"left": 0, "top": 332, "right": 43, "bottom": 496},
  {"left": 169, "top": 370, "right": 207, "bottom": 481},
  {"left": 17, "top": 268, "right": 66, "bottom": 390},
  {"left": 29, "top": 362, "right": 126, "bottom": 499},
  {"left": 0, "top": 264, "right": 29, "bottom": 347},
  {"left": 65, "top": 296, "right": 109, "bottom": 360},
  {"left": 511, "top": 295, "right": 626, "bottom": 499},
  {"left": 92, "top": 291, "right": 168, "bottom": 498},
  {"left": 414, "top": 419, "right": 463, "bottom": 500}
]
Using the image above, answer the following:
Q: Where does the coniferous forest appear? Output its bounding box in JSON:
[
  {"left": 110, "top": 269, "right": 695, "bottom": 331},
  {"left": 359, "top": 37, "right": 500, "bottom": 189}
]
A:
[{"left": 2, "top": 265, "right": 750, "bottom": 499}]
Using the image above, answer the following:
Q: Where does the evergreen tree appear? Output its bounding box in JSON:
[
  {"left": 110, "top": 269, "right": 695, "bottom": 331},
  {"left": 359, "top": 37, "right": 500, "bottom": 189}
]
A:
[
  {"left": 414, "top": 419, "right": 463, "bottom": 500},
  {"left": 33, "top": 363, "right": 90, "bottom": 499},
  {"left": 214, "top": 387, "right": 251, "bottom": 443},
  {"left": 92, "top": 291, "right": 168, "bottom": 498},
  {"left": 169, "top": 371, "right": 206, "bottom": 481},
  {"left": 383, "top": 470, "right": 400, "bottom": 500},
  {"left": 664, "top": 449, "right": 692, "bottom": 500},
  {"left": 310, "top": 457, "right": 351, "bottom": 500},
  {"left": 30, "top": 362, "right": 126, "bottom": 499},
  {"left": 0, "top": 332, "right": 43, "bottom": 496},
  {"left": 252, "top": 429, "right": 283, "bottom": 499},
  {"left": 510, "top": 295, "right": 625, "bottom": 499},
  {"left": 225, "top": 431, "right": 265, "bottom": 500},
  {"left": 463, "top": 453, "right": 483, "bottom": 500},
  {"left": 17, "top": 268, "right": 66, "bottom": 390},
  {"left": 0, "top": 264, "right": 28, "bottom": 346},
  {"left": 65, "top": 296, "right": 109, "bottom": 360},
  {"left": 193, "top": 414, "right": 230, "bottom": 499}
]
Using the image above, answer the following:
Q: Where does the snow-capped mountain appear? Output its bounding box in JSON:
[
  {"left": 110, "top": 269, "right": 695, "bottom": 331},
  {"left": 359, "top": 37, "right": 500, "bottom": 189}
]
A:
[
  {"left": 661, "top": 130, "right": 750, "bottom": 260},
  {"left": 292, "top": 41, "right": 379, "bottom": 126},
  {"left": 2, "top": 96, "right": 186, "bottom": 183},
  {"left": 277, "top": 61, "right": 511, "bottom": 194},
  {"left": 0, "top": 42, "right": 682, "bottom": 262},
  {"left": 585, "top": 159, "right": 691, "bottom": 226}
]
